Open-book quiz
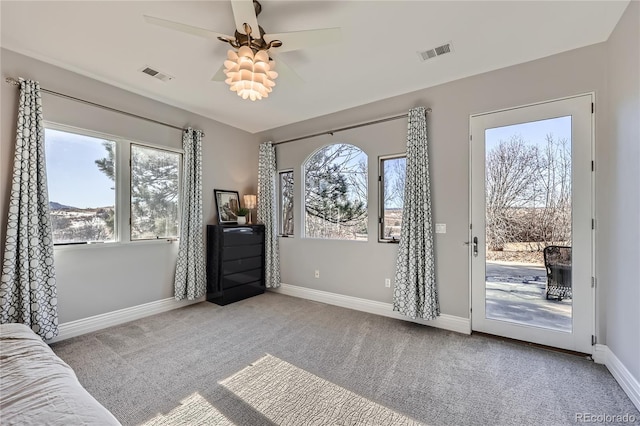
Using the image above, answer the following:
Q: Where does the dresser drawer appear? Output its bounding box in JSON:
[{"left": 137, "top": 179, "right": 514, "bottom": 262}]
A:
[
  {"left": 223, "top": 256, "right": 262, "bottom": 275},
  {"left": 223, "top": 228, "right": 264, "bottom": 246},
  {"left": 222, "top": 269, "right": 263, "bottom": 289},
  {"left": 223, "top": 244, "right": 262, "bottom": 261}
]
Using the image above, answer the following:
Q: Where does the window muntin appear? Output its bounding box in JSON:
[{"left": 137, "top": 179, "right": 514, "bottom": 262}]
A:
[
  {"left": 303, "top": 143, "right": 368, "bottom": 240},
  {"left": 44, "top": 128, "right": 116, "bottom": 244},
  {"left": 278, "top": 170, "right": 294, "bottom": 236},
  {"left": 130, "top": 145, "right": 181, "bottom": 240},
  {"left": 379, "top": 154, "right": 406, "bottom": 242}
]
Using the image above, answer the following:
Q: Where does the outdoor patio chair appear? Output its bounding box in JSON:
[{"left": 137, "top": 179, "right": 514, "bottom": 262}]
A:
[{"left": 543, "top": 245, "right": 572, "bottom": 301}]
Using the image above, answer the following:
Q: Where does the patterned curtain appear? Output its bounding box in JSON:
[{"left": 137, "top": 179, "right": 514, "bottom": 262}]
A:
[
  {"left": 393, "top": 107, "right": 439, "bottom": 320},
  {"left": 1, "top": 79, "right": 59, "bottom": 339},
  {"left": 257, "top": 142, "right": 281, "bottom": 288},
  {"left": 174, "top": 128, "right": 206, "bottom": 300}
]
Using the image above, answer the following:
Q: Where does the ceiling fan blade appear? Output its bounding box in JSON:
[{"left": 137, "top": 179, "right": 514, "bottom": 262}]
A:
[
  {"left": 230, "top": 0, "right": 261, "bottom": 38},
  {"left": 265, "top": 28, "right": 341, "bottom": 53},
  {"left": 144, "top": 15, "right": 232, "bottom": 41},
  {"left": 211, "top": 64, "right": 227, "bottom": 82},
  {"left": 270, "top": 53, "right": 304, "bottom": 86}
]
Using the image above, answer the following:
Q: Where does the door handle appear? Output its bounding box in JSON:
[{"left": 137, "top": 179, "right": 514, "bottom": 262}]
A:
[{"left": 464, "top": 237, "right": 479, "bottom": 257}]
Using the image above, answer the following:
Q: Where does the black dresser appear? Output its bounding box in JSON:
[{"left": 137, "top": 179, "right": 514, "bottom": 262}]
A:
[{"left": 206, "top": 224, "right": 265, "bottom": 305}]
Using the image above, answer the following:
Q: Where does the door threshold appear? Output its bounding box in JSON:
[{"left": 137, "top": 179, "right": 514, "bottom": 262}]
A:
[{"left": 472, "top": 331, "right": 592, "bottom": 360}]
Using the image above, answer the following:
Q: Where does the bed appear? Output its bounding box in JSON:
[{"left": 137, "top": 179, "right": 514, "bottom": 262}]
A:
[{"left": 0, "top": 323, "right": 121, "bottom": 425}]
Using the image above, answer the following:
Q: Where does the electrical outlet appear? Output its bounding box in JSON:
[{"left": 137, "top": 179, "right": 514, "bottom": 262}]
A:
[
  {"left": 314, "top": 270, "right": 320, "bottom": 279},
  {"left": 385, "top": 278, "right": 391, "bottom": 288}
]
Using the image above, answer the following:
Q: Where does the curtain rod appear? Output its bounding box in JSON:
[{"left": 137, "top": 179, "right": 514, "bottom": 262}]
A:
[
  {"left": 4, "top": 77, "right": 203, "bottom": 135},
  {"left": 272, "top": 107, "right": 432, "bottom": 146}
]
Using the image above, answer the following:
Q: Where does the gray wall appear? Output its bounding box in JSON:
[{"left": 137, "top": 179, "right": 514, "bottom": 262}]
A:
[
  {"left": 257, "top": 43, "right": 608, "bottom": 324},
  {"left": 1, "top": 48, "right": 259, "bottom": 322},
  {"left": 602, "top": 1, "right": 640, "bottom": 381}
]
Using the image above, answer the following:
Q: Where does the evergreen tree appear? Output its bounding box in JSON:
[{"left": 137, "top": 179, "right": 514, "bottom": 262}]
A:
[
  {"left": 95, "top": 143, "right": 179, "bottom": 239},
  {"left": 304, "top": 144, "right": 367, "bottom": 238}
]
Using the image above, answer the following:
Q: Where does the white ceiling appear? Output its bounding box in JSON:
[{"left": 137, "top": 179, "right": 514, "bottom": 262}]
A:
[{"left": 1, "top": 1, "right": 629, "bottom": 133}]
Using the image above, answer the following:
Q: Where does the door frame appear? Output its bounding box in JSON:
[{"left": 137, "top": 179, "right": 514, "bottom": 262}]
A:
[{"left": 468, "top": 93, "right": 596, "bottom": 354}]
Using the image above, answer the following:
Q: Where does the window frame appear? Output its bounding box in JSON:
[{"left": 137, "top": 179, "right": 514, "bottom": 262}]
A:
[
  {"left": 378, "top": 153, "right": 406, "bottom": 243},
  {"left": 44, "top": 121, "right": 183, "bottom": 247},
  {"left": 277, "top": 169, "right": 294, "bottom": 237}
]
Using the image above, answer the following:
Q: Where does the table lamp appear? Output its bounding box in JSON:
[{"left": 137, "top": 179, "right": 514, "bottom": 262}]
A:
[{"left": 243, "top": 194, "right": 257, "bottom": 224}]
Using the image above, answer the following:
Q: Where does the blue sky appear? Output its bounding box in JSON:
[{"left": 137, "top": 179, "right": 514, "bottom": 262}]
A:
[
  {"left": 45, "top": 128, "right": 115, "bottom": 208},
  {"left": 485, "top": 115, "right": 572, "bottom": 151}
]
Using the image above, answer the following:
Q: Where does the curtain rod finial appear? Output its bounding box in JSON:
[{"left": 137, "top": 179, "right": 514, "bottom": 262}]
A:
[{"left": 5, "top": 77, "right": 20, "bottom": 86}]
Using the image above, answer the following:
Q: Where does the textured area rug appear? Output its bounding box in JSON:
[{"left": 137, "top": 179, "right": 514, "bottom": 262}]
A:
[{"left": 220, "top": 354, "right": 424, "bottom": 426}]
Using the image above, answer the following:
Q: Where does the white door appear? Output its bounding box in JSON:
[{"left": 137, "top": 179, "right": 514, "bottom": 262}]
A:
[{"left": 470, "top": 94, "right": 594, "bottom": 354}]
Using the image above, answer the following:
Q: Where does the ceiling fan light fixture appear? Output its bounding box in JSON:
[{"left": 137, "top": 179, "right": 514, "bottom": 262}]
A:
[
  {"left": 237, "top": 45, "right": 254, "bottom": 58},
  {"left": 254, "top": 50, "right": 269, "bottom": 62},
  {"left": 223, "top": 47, "right": 277, "bottom": 101}
]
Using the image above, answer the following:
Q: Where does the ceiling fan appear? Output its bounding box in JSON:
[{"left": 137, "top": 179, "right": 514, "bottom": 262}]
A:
[{"left": 144, "top": 0, "right": 341, "bottom": 100}]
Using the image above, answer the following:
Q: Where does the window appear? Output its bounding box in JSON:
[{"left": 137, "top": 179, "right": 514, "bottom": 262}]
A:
[
  {"left": 44, "top": 124, "right": 181, "bottom": 245},
  {"left": 130, "top": 145, "right": 181, "bottom": 240},
  {"left": 45, "top": 128, "right": 116, "bottom": 244},
  {"left": 379, "top": 154, "right": 406, "bottom": 242},
  {"left": 303, "top": 143, "right": 367, "bottom": 240},
  {"left": 278, "top": 170, "right": 294, "bottom": 236}
]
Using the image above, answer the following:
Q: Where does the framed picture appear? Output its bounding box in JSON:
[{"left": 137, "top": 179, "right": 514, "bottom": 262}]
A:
[{"left": 214, "top": 189, "right": 240, "bottom": 224}]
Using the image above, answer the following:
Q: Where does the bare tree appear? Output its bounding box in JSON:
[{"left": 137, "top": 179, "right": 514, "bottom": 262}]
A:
[
  {"left": 280, "top": 171, "right": 294, "bottom": 235},
  {"left": 486, "top": 133, "right": 572, "bottom": 253},
  {"left": 530, "top": 134, "right": 572, "bottom": 249},
  {"left": 382, "top": 157, "right": 406, "bottom": 238},
  {"left": 384, "top": 158, "right": 406, "bottom": 207},
  {"left": 485, "top": 136, "right": 538, "bottom": 251}
]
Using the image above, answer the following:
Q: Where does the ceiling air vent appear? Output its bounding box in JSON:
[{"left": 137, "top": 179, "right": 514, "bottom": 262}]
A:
[
  {"left": 140, "top": 66, "right": 174, "bottom": 82},
  {"left": 418, "top": 42, "right": 453, "bottom": 62}
]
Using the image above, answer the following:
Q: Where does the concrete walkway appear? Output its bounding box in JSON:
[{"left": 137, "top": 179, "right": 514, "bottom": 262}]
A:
[{"left": 485, "top": 261, "right": 572, "bottom": 332}]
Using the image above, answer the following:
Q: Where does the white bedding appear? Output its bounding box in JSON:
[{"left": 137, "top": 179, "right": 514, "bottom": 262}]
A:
[{"left": 0, "top": 323, "right": 121, "bottom": 425}]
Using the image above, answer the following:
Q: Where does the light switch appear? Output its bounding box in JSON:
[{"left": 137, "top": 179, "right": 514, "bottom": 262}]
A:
[{"left": 435, "top": 223, "right": 446, "bottom": 234}]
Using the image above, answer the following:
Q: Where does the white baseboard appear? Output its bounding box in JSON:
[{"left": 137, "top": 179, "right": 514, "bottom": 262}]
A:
[
  {"left": 271, "top": 283, "right": 471, "bottom": 335},
  {"left": 592, "top": 344, "right": 640, "bottom": 411},
  {"left": 49, "top": 297, "right": 203, "bottom": 343},
  {"left": 593, "top": 344, "right": 608, "bottom": 364},
  {"left": 605, "top": 347, "right": 640, "bottom": 411}
]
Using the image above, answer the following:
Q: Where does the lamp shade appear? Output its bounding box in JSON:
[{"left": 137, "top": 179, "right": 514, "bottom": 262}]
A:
[{"left": 244, "top": 194, "right": 257, "bottom": 209}]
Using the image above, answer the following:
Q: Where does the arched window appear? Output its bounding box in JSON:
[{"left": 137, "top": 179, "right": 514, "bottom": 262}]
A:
[{"left": 303, "top": 143, "right": 368, "bottom": 240}]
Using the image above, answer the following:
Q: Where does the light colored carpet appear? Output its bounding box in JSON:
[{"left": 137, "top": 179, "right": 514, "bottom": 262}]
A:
[
  {"left": 141, "top": 354, "right": 422, "bottom": 426},
  {"left": 142, "top": 393, "right": 233, "bottom": 426},
  {"left": 50, "top": 292, "right": 640, "bottom": 425},
  {"left": 220, "top": 354, "right": 422, "bottom": 425}
]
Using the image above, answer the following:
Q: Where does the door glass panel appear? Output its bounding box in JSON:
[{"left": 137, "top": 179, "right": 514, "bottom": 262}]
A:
[{"left": 484, "top": 116, "right": 572, "bottom": 332}]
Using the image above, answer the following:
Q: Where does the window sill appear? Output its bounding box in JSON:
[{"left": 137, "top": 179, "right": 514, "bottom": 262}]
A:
[
  {"left": 378, "top": 239, "right": 400, "bottom": 244},
  {"left": 301, "top": 237, "right": 369, "bottom": 243},
  {"left": 53, "top": 239, "right": 178, "bottom": 252}
]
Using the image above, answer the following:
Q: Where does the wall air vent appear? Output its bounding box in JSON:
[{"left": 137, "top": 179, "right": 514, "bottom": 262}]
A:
[
  {"left": 418, "top": 42, "right": 453, "bottom": 62},
  {"left": 140, "top": 66, "right": 174, "bottom": 82}
]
